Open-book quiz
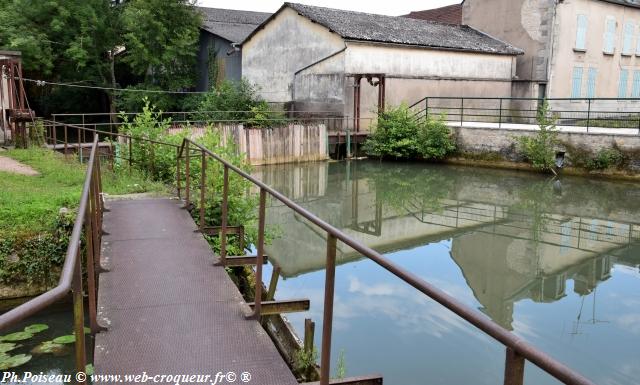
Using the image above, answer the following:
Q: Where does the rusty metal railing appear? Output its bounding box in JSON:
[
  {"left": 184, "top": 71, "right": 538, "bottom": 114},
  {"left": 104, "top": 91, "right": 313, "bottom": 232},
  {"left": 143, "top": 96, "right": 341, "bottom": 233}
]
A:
[
  {"left": 0, "top": 135, "right": 104, "bottom": 384},
  {"left": 177, "top": 136, "right": 597, "bottom": 385}
]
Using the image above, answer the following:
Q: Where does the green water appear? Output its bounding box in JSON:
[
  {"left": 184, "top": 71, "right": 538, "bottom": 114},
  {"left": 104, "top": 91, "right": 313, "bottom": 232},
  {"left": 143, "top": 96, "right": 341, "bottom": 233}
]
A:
[{"left": 254, "top": 160, "right": 640, "bottom": 385}]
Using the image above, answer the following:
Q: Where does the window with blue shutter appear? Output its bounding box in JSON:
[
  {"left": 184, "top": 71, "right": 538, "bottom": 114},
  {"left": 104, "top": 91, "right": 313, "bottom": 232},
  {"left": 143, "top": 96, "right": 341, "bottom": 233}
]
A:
[
  {"left": 619, "top": 69, "right": 629, "bottom": 97},
  {"left": 571, "top": 67, "right": 583, "bottom": 98},
  {"left": 587, "top": 68, "right": 597, "bottom": 97},
  {"left": 604, "top": 17, "right": 617, "bottom": 54},
  {"left": 632, "top": 70, "right": 640, "bottom": 97},
  {"left": 576, "top": 14, "right": 588, "bottom": 50},
  {"left": 623, "top": 21, "right": 635, "bottom": 55}
]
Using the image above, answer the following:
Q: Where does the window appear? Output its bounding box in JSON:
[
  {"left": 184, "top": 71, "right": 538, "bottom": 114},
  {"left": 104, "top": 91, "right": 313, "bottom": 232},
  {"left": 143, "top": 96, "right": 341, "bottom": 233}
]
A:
[
  {"left": 619, "top": 69, "right": 629, "bottom": 97},
  {"left": 571, "top": 66, "right": 583, "bottom": 97},
  {"left": 632, "top": 70, "right": 640, "bottom": 97},
  {"left": 623, "top": 21, "right": 635, "bottom": 55},
  {"left": 604, "top": 17, "right": 617, "bottom": 54},
  {"left": 576, "top": 14, "right": 588, "bottom": 50},
  {"left": 586, "top": 68, "right": 597, "bottom": 97}
]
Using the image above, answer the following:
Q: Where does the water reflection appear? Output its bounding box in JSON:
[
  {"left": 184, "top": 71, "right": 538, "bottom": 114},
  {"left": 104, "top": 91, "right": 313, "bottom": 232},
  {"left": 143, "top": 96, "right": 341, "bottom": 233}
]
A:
[{"left": 253, "top": 160, "right": 640, "bottom": 384}]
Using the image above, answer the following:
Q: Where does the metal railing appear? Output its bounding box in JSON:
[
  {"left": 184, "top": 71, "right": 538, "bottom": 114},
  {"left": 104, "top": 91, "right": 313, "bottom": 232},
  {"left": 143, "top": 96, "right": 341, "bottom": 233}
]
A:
[
  {"left": 0, "top": 135, "right": 104, "bottom": 384},
  {"left": 176, "top": 137, "right": 597, "bottom": 385},
  {"left": 410, "top": 96, "right": 640, "bottom": 133},
  {"left": 2, "top": 120, "right": 597, "bottom": 385}
]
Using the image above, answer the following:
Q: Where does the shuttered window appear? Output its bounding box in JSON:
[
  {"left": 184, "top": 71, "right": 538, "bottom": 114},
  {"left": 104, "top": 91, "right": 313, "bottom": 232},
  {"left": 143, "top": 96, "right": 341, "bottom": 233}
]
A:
[
  {"left": 571, "top": 67, "right": 583, "bottom": 98},
  {"left": 604, "top": 17, "right": 617, "bottom": 54},
  {"left": 586, "top": 68, "right": 597, "bottom": 98},
  {"left": 623, "top": 21, "right": 635, "bottom": 55},
  {"left": 632, "top": 70, "right": 640, "bottom": 97},
  {"left": 619, "top": 69, "right": 629, "bottom": 97},
  {"left": 576, "top": 14, "right": 588, "bottom": 50}
]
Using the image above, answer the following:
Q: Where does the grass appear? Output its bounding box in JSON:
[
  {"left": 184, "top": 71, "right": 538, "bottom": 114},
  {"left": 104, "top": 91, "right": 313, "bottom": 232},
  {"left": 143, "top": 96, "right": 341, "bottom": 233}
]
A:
[{"left": 0, "top": 148, "right": 166, "bottom": 238}]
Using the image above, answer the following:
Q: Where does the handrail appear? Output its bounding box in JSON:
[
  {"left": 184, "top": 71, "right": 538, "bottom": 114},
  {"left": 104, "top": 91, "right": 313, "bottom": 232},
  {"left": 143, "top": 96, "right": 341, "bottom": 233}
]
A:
[
  {"left": 0, "top": 135, "right": 103, "bottom": 384},
  {"left": 177, "top": 137, "right": 596, "bottom": 385}
]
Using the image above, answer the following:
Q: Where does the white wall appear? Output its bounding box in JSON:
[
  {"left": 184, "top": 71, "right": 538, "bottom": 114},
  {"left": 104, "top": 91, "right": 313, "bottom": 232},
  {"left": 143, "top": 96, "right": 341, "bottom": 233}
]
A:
[
  {"left": 344, "top": 42, "right": 516, "bottom": 80},
  {"left": 242, "top": 7, "right": 346, "bottom": 103}
]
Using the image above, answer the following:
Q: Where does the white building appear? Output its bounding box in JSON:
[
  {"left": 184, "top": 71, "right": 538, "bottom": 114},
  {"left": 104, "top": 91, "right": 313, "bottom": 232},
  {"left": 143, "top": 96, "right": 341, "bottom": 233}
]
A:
[{"left": 242, "top": 3, "right": 523, "bottom": 127}]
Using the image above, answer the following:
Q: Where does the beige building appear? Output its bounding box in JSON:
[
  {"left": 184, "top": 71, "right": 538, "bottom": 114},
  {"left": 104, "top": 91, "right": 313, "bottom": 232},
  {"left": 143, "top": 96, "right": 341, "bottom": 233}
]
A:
[
  {"left": 462, "top": 0, "right": 640, "bottom": 103},
  {"left": 242, "top": 3, "right": 522, "bottom": 127}
]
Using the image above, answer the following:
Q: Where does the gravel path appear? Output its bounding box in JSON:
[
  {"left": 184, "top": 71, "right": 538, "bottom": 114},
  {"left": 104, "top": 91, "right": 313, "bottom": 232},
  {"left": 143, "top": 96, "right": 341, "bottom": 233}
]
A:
[{"left": 0, "top": 155, "right": 39, "bottom": 176}]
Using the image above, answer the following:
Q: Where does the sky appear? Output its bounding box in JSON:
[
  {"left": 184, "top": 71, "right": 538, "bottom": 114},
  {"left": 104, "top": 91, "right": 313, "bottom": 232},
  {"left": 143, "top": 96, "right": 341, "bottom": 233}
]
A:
[{"left": 197, "top": 0, "right": 459, "bottom": 16}]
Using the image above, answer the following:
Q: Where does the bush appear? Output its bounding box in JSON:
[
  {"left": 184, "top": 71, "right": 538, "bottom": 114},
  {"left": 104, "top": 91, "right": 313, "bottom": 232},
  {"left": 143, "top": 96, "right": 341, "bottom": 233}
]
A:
[
  {"left": 586, "top": 148, "right": 624, "bottom": 170},
  {"left": 516, "top": 100, "right": 559, "bottom": 172},
  {"left": 364, "top": 104, "right": 455, "bottom": 160},
  {"left": 193, "top": 80, "right": 285, "bottom": 127}
]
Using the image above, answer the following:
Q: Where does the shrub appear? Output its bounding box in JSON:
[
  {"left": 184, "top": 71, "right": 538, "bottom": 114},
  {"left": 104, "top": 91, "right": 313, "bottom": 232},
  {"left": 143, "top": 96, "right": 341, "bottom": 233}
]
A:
[
  {"left": 194, "top": 80, "right": 285, "bottom": 127},
  {"left": 516, "top": 100, "right": 559, "bottom": 172},
  {"left": 364, "top": 104, "right": 455, "bottom": 160},
  {"left": 586, "top": 148, "right": 624, "bottom": 170}
]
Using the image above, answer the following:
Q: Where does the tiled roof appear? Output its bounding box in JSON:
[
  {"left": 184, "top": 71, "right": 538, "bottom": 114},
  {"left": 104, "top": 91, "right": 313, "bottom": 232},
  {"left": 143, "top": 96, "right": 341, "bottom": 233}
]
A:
[
  {"left": 198, "top": 7, "right": 271, "bottom": 43},
  {"left": 279, "top": 3, "right": 522, "bottom": 55},
  {"left": 402, "top": 4, "right": 463, "bottom": 25}
]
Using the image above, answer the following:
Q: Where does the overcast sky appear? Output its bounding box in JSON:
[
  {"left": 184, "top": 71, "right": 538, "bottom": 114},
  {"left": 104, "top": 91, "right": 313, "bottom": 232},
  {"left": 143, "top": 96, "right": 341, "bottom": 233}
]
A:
[{"left": 197, "top": 0, "right": 459, "bottom": 16}]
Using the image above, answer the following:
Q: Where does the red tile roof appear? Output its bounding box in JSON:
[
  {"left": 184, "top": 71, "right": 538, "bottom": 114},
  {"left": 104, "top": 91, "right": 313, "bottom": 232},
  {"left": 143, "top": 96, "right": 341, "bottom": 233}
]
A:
[{"left": 402, "top": 4, "right": 462, "bottom": 25}]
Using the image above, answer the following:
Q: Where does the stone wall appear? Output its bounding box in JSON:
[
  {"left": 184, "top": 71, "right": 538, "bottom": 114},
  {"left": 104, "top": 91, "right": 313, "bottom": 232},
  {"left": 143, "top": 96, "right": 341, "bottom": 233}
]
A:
[{"left": 453, "top": 125, "right": 640, "bottom": 171}]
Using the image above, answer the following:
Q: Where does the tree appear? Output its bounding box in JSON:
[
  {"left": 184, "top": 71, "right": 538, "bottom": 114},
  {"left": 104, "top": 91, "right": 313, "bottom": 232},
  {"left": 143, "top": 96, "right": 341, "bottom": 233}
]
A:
[{"left": 120, "top": 0, "right": 201, "bottom": 89}]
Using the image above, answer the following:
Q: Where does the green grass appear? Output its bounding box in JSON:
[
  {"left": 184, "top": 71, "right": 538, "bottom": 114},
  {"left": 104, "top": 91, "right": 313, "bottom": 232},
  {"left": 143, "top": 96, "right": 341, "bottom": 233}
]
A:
[{"left": 0, "top": 148, "right": 166, "bottom": 238}]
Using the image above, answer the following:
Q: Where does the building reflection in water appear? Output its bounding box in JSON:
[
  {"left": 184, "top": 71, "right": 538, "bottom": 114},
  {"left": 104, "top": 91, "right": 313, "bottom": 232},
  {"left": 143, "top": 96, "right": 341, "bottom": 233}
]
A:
[{"left": 254, "top": 160, "right": 640, "bottom": 330}]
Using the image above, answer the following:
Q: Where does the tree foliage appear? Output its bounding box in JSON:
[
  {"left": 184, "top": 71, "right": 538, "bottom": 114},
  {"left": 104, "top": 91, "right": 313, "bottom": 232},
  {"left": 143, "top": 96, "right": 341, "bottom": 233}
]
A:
[{"left": 516, "top": 100, "right": 559, "bottom": 172}]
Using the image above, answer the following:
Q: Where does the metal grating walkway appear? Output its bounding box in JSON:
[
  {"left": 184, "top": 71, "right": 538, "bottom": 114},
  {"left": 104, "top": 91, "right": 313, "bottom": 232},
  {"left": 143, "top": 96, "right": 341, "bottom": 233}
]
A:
[{"left": 94, "top": 198, "right": 298, "bottom": 385}]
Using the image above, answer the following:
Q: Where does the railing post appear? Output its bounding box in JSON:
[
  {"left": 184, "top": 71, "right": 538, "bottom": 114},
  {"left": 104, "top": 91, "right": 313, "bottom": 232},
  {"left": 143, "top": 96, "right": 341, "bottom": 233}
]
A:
[
  {"left": 460, "top": 97, "right": 465, "bottom": 127},
  {"left": 64, "top": 124, "right": 68, "bottom": 158},
  {"left": 220, "top": 165, "right": 230, "bottom": 264},
  {"left": 185, "top": 142, "right": 191, "bottom": 208},
  {"left": 319, "top": 234, "right": 337, "bottom": 385},
  {"left": 176, "top": 146, "right": 181, "bottom": 199},
  {"left": 72, "top": 244, "right": 87, "bottom": 384},
  {"left": 199, "top": 150, "right": 206, "bottom": 231},
  {"left": 85, "top": 172, "right": 99, "bottom": 334},
  {"left": 503, "top": 347, "right": 525, "bottom": 385},
  {"left": 499, "top": 98, "right": 503, "bottom": 128},
  {"left": 77, "top": 126, "right": 82, "bottom": 164},
  {"left": 425, "top": 98, "right": 429, "bottom": 120},
  {"left": 250, "top": 188, "right": 267, "bottom": 319},
  {"left": 128, "top": 137, "right": 132, "bottom": 170},
  {"left": 52, "top": 115, "right": 57, "bottom": 146},
  {"left": 586, "top": 98, "right": 591, "bottom": 133}
]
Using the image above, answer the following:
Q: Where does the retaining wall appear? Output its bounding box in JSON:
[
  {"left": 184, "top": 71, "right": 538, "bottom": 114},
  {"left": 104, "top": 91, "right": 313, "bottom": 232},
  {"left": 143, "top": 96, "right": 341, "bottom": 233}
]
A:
[{"left": 169, "top": 123, "right": 328, "bottom": 166}]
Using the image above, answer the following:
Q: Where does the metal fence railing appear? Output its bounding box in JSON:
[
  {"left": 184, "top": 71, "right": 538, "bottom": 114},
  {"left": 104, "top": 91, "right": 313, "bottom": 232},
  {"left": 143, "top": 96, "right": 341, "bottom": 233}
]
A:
[
  {"left": 2, "top": 120, "right": 597, "bottom": 385},
  {"left": 409, "top": 97, "right": 640, "bottom": 133},
  {"left": 0, "top": 134, "right": 104, "bottom": 383}
]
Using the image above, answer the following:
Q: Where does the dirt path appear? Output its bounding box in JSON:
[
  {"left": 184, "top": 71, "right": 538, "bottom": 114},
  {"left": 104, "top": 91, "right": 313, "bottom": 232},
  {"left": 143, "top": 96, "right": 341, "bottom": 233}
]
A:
[{"left": 0, "top": 155, "right": 39, "bottom": 176}]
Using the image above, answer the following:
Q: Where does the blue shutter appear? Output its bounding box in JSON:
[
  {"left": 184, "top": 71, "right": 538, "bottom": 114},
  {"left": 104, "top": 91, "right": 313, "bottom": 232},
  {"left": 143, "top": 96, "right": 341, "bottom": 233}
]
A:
[
  {"left": 586, "top": 68, "right": 597, "bottom": 98},
  {"left": 632, "top": 70, "right": 640, "bottom": 97},
  {"left": 576, "top": 15, "right": 588, "bottom": 50},
  {"left": 619, "top": 69, "right": 629, "bottom": 97},
  {"left": 572, "top": 67, "right": 583, "bottom": 98},
  {"left": 604, "top": 18, "right": 616, "bottom": 53},
  {"left": 623, "top": 21, "right": 635, "bottom": 54}
]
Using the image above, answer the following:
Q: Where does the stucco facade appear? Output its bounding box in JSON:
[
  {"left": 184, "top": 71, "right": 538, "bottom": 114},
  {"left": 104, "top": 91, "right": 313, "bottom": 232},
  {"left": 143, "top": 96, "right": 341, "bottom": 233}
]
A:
[
  {"left": 243, "top": 4, "right": 520, "bottom": 124},
  {"left": 463, "top": 0, "right": 640, "bottom": 104}
]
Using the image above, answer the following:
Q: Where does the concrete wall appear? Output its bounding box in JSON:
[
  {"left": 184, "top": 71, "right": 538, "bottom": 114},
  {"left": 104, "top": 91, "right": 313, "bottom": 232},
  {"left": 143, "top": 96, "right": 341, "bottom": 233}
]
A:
[
  {"left": 243, "top": 7, "right": 346, "bottom": 103},
  {"left": 549, "top": 0, "right": 640, "bottom": 99},
  {"left": 196, "top": 32, "right": 242, "bottom": 91},
  {"left": 169, "top": 123, "right": 328, "bottom": 165},
  {"left": 463, "top": 0, "right": 555, "bottom": 85},
  {"left": 454, "top": 124, "right": 640, "bottom": 170}
]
